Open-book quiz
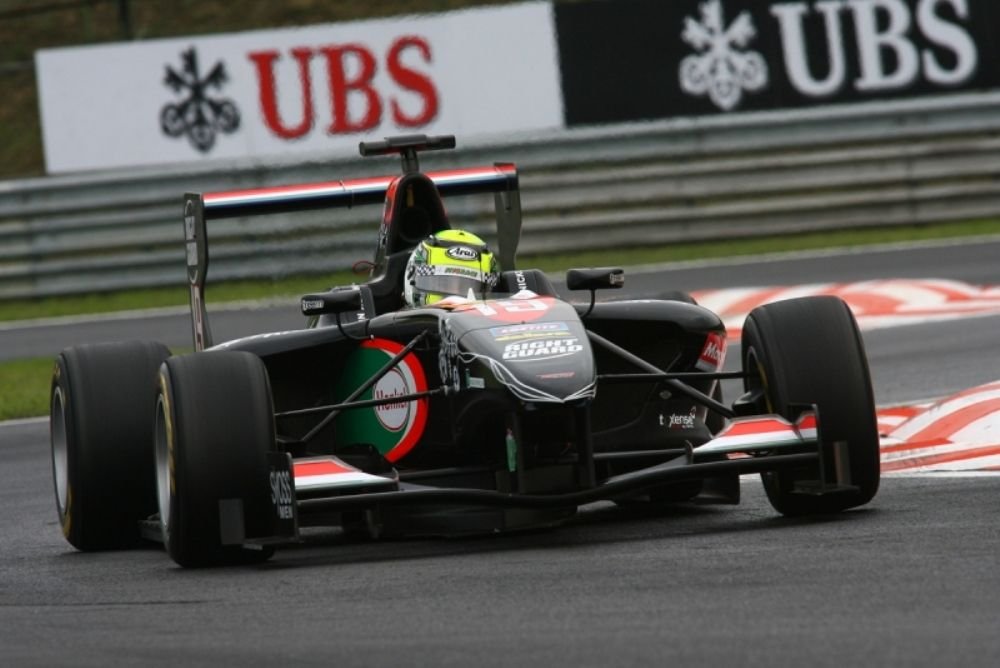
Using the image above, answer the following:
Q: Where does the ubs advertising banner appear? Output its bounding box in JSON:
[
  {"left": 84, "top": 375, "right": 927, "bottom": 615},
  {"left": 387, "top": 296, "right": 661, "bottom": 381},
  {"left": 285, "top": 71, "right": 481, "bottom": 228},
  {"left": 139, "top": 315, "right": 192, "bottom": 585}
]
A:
[
  {"left": 556, "top": 0, "right": 1000, "bottom": 125},
  {"left": 35, "top": 2, "right": 561, "bottom": 173}
]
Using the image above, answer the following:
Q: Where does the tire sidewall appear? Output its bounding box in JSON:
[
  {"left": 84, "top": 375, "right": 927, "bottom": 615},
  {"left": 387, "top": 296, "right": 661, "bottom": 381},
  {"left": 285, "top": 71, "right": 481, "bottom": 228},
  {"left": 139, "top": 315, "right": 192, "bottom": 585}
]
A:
[
  {"left": 155, "top": 352, "right": 276, "bottom": 567},
  {"left": 50, "top": 355, "right": 80, "bottom": 546},
  {"left": 50, "top": 342, "right": 170, "bottom": 550}
]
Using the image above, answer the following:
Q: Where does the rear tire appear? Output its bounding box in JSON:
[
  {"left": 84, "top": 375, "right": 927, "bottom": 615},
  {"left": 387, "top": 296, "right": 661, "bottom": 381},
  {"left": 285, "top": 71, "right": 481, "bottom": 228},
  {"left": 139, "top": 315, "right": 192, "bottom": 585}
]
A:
[
  {"left": 155, "top": 351, "right": 277, "bottom": 567},
  {"left": 741, "top": 296, "right": 880, "bottom": 515},
  {"left": 50, "top": 341, "right": 171, "bottom": 550}
]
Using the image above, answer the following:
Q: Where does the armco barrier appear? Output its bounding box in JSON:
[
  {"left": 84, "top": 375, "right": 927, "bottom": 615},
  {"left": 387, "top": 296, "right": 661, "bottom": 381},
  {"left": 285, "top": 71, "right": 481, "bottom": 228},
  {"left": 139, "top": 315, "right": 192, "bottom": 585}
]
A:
[{"left": 3, "top": 92, "right": 1000, "bottom": 300}]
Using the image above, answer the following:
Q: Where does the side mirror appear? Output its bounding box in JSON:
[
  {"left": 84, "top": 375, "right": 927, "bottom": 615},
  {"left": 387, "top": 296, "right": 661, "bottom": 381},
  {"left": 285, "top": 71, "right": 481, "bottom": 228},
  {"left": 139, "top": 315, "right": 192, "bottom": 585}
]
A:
[
  {"left": 566, "top": 267, "right": 625, "bottom": 291},
  {"left": 301, "top": 287, "right": 363, "bottom": 316}
]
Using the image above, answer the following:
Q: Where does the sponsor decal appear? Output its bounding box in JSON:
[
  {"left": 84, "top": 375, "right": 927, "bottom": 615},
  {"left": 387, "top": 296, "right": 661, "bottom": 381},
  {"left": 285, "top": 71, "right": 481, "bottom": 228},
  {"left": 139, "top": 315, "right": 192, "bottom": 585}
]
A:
[
  {"left": 513, "top": 270, "right": 528, "bottom": 291},
  {"left": 680, "top": 0, "right": 769, "bottom": 111},
  {"left": 557, "top": 0, "right": 987, "bottom": 125},
  {"left": 269, "top": 468, "right": 294, "bottom": 520},
  {"left": 441, "top": 265, "right": 481, "bottom": 279},
  {"left": 183, "top": 204, "right": 196, "bottom": 242},
  {"left": 438, "top": 317, "right": 461, "bottom": 390},
  {"left": 446, "top": 245, "right": 480, "bottom": 261},
  {"left": 661, "top": 407, "right": 697, "bottom": 430},
  {"left": 36, "top": 4, "right": 562, "bottom": 172},
  {"left": 183, "top": 198, "right": 202, "bottom": 287},
  {"left": 301, "top": 298, "right": 324, "bottom": 311},
  {"left": 696, "top": 331, "right": 728, "bottom": 371},
  {"left": 333, "top": 338, "right": 428, "bottom": 462},
  {"left": 372, "top": 369, "right": 409, "bottom": 432},
  {"left": 503, "top": 337, "right": 584, "bottom": 361},
  {"left": 248, "top": 36, "right": 439, "bottom": 139},
  {"left": 536, "top": 371, "right": 576, "bottom": 380},
  {"left": 768, "top": 0, "right": 978, "bottom": 98},
  {"left": 161, "top": 48, "right": 240, "bottom": 152},
  {"left": 490, "top": 321, "right": 570, "bottom": 341},
  {"left": 492, "top": 331, "right": 572, "bottom": 343}
]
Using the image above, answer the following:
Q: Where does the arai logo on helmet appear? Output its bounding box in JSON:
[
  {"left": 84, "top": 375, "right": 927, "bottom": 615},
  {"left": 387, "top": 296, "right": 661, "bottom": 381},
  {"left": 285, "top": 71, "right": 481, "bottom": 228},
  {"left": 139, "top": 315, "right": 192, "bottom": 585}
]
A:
[{"left": 446, "top": 245, "right": 479, "bottom": 261}]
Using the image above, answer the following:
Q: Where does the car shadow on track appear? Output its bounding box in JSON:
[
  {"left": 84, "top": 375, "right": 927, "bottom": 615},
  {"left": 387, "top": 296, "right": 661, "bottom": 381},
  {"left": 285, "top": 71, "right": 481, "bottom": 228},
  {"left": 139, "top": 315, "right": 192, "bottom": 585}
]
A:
[{"left": 252, "top": 494, "right": 880, "bottom": 572}]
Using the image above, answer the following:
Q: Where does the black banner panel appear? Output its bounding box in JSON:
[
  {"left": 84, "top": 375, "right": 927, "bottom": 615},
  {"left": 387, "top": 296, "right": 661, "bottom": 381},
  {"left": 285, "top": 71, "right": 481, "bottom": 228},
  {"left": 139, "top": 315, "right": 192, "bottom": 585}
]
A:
[{"left": 555, "top": 0, "right": 1000, "bottom": 126}]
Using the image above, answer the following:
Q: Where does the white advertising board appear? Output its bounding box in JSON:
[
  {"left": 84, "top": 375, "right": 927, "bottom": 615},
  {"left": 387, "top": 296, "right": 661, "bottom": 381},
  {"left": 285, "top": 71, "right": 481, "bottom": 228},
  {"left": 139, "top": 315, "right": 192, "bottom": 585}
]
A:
[{"left": 35, "top": 2, "right": 562, "bottom": 173}]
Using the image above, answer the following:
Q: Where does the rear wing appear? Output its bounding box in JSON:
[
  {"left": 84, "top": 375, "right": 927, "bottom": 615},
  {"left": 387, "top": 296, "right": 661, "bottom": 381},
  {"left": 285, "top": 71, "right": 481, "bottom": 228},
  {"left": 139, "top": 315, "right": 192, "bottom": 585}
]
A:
[{"left": 182, "top": 164, "right": 522, "bottom": 351}]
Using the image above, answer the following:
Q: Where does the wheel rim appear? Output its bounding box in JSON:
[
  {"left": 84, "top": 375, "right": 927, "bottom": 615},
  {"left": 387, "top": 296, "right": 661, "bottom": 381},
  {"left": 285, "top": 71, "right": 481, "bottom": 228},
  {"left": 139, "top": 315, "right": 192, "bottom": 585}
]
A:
[
  {"left": 51, "top": 386, "right": 69, "bottom": 514},
  {"left": 153, "top": 394, "right": 172, "bottom": 537}
]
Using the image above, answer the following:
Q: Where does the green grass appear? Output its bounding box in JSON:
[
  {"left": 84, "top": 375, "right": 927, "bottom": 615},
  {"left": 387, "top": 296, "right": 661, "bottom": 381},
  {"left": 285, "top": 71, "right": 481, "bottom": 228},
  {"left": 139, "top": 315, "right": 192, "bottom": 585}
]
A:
[
  {"left": 0, "top": 357, "right": 53, "bottom": 421},
  {"left": 2, "top": 217, "right": 999, "bottom": 421}
]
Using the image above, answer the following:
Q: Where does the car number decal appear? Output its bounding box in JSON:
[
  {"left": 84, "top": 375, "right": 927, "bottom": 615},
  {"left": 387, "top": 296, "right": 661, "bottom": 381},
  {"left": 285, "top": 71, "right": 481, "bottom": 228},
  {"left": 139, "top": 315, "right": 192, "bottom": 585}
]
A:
[{"left": 455, "top": 297, "right": 554, "bottom": 323}]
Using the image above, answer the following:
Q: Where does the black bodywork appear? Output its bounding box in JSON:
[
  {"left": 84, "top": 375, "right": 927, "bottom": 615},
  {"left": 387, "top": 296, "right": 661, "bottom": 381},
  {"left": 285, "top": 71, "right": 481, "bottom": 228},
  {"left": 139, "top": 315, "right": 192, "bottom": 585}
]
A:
[{"left": 181, "top": 136, "right": 834, "bottom": 540}]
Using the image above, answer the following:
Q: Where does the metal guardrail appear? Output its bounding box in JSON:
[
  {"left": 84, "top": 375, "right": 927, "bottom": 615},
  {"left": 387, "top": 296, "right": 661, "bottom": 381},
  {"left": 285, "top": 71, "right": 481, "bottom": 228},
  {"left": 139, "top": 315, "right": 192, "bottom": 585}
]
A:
[{"left": 3, "top": 92, "right": 1000, "bottom": 299}]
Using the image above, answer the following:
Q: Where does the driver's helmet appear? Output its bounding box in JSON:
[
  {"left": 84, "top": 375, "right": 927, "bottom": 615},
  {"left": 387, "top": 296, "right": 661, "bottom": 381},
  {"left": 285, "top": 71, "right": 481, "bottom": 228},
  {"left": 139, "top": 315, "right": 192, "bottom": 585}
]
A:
[{"left": 404, "top": 229, "right": 499, "bottom": 307}]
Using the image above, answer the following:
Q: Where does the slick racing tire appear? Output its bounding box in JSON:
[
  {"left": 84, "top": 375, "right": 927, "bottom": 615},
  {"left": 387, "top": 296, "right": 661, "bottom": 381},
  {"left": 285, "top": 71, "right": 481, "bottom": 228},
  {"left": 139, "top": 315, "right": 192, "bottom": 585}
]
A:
[
  {"left": 50, "top": 341, "right": 171, "bottom": 550},
  {"left": 741, "top": 296, "right": 880, "bottom": 516},
  {"left": 155, "top": 351, "right": 277, "bottom": 567}
]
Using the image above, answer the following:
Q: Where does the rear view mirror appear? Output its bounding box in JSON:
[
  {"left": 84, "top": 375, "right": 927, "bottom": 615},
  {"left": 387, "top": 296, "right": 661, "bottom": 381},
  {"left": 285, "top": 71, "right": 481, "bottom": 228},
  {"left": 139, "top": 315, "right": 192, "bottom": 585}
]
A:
[
  {"left": 566, "top": 267, "right": 625, "bottom": 291},
  {"left": 301, "top": 287, "right": 363, "bottom": 316}
]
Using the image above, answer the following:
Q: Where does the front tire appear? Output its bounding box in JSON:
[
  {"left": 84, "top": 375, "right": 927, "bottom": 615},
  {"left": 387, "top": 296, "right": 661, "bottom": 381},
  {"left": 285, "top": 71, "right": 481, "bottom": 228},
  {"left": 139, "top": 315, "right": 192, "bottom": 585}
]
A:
[
  {"left": 741, "top": 296, "right": 880, "bottom": 515},
  {"left": 50, "top": 341, "right": 171, "bottom": 550},
  {"left": 155, "top": 351, "right": 277, "bottom": 567}
]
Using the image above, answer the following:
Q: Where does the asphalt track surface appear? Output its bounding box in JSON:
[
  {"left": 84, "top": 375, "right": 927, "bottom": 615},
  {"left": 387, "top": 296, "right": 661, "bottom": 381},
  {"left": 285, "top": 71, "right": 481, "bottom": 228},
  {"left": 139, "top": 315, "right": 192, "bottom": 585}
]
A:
[{"left": 2, "top": 239, "right": 999, "bottom": 666}]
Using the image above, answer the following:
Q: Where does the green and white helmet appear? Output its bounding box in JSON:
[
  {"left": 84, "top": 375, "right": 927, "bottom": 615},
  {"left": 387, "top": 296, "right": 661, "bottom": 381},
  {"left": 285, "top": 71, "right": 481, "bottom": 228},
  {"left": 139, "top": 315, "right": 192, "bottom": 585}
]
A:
[{"left": 404, "top": 229, "right": 499, "bottom": 307}]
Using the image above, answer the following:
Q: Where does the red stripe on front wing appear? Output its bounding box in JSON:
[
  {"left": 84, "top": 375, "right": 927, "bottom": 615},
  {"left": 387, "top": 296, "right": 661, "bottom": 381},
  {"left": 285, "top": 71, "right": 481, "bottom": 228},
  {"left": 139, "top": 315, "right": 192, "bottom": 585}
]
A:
[
  {"left": 293, "top": 460, "right": 356, "bottom": 478},
  {"left": 720, "top": 414, "right": 816, "bottom": 437}
]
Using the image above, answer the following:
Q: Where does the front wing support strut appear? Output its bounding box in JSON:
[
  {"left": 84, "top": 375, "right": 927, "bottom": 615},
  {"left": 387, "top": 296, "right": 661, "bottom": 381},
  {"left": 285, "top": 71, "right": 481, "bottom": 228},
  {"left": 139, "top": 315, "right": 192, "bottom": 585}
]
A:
[{"left": 587, "top": 330, "right": 735, "bottom": 419}]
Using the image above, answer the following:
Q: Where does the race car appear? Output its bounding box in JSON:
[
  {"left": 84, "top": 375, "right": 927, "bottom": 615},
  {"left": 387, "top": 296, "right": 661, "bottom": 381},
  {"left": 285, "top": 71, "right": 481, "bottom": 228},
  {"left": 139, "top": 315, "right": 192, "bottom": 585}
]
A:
[{"left": 50, "top": 135, "right": 880, "bottom": 567}]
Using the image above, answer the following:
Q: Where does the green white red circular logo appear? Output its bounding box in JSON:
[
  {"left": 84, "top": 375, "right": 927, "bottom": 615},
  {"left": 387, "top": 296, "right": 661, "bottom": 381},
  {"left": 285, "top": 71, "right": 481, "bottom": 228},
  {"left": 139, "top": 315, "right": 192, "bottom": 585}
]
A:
[{"left": 333, "top": 338, "right": 428, "bottom": 462}]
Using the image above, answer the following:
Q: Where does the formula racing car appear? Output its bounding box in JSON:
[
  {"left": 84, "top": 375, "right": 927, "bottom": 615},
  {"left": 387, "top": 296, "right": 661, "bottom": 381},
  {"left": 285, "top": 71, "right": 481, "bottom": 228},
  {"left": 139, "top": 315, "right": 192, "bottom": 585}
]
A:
[{"left": 50, "top": 135, "right": 880, "bottom": 567}]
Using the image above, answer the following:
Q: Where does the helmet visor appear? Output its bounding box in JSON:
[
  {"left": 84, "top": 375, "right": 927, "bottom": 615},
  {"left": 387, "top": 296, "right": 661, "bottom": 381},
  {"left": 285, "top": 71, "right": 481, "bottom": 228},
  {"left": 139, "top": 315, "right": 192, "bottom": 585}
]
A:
[{"left": 414, "top": 273, "right": 485, "bottom": 299}]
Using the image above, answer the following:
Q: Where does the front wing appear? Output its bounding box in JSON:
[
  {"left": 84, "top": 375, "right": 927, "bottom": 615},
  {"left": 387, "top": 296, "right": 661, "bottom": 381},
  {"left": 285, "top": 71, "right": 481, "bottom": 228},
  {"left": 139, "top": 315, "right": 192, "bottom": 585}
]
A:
[{"left": 240, "top": 410, "right": 852, "bottom": 544}]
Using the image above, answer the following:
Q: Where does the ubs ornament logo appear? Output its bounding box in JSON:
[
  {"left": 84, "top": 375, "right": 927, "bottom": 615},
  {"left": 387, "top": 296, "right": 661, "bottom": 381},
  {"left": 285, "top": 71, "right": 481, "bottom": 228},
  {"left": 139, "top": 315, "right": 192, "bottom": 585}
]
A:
[
  {"left": 679, "top": 0, "right": 769, "bottom": 111},
  {"left": 161, "top": 48, "right": 240, "bottom": 153}
]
